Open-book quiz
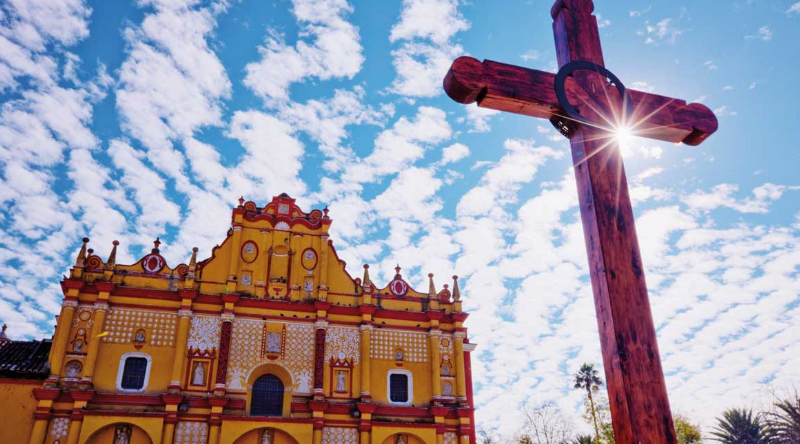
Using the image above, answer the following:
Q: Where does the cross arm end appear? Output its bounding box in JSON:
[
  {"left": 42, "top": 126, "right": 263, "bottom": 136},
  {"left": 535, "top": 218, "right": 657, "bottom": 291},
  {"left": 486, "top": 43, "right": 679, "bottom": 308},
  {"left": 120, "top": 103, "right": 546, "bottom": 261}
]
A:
[
  {"left": 443, "top": 56, "right": 486, "bottom": 105},
  {"left": 676, "top": 102, "right": 719, "bottom": 146}
]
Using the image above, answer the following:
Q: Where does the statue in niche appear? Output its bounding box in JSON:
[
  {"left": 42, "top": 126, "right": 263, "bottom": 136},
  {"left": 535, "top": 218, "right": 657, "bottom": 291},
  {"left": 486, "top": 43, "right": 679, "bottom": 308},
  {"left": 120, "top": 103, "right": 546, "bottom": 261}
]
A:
[
  {"left": 65, "top": 360, "right": 82, "bottom": 378},
  {"left": 395, "top": 348, "right": 404, "bottom": 361},
  {"left": 72, "top": 340, "right": 84, "bottom": 353},
  {"left": 442, "top": 381, "right": 453, "bottom": 396},
  {"left": 261, "top": 429, "right": 273, "bottom": 444},
  {"left": 335, "top": 370, "right": 346, "bottom": 392},
  {"left": 396, "top": 435, "right": 406, "bottom": 444},
  {"left": 134, "top": 329, "right": 146, "bottom": 343},
  {"left": 113, "top": 425, "right": 131, "bottom": 444},
  {"left": 266, "top": 332, "right": 281, "bottom": 353},
  {"left": 191, "top": 362, "right": 205, "bottom": 386}
]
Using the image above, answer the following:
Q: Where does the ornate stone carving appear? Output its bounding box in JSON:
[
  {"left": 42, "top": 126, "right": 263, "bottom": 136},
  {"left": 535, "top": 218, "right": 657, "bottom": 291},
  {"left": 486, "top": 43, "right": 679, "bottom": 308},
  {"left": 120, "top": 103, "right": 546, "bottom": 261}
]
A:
[
  {"left": 321, "top": 427, "right": 358, "bottom": 444},
  {"left": 324, "top": 326, "right": 360, "bottom": 366},
  {"left": 370, "top": 329, "right": 428, "bottom": 362},
  {"left": 314, "top": 329, "right": 326, "bottom": 390},
  {"left": 187, "top": 315, "right": 221, "bottom": 351},
  {"left": 175, "top": 421, "right": 208, "bottom": 444},
  {"left": 103, "top": 309, "right": 177, "bottom": 346}
]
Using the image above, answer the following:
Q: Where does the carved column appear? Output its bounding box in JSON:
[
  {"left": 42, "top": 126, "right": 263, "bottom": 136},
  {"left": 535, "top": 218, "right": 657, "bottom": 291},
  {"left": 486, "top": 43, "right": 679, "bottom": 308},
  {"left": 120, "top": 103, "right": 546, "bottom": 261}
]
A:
[
  {"left": 65, "top": 391, "right": 92, "bottom": 444},
  {"left": 430, "top": 330, "right": 442, "bottom": 400},
  {"left": 80, "top": 300, "right": 107, "bottom": 382},
  {"left": 49, "top": 298, "right": 78, "bottom": 379},
  {"left": 313, "top": 326, "right": 326, "bottom": 398},
  {"left": 161, "top": 394, "right": 182, "bottom": 444},
  {"left": 357, "top": 403, "right": 377, "bottom": 444},
  {"left": 359, "top": 324, "right": 372, "bottom": 400},
  {"left": 317, "top": 235, "right": 329, "bottom": 301},
  {"left": 453, "top": 331, "right": 467, "bottom": 403},
  {"left": 214, "top": 316, "right": 233, "bottom": 395},
  {"left": 29, "top": 389, "right": 59, "bottom": 444},
  {"left": 169, "top": 290, "right": 196, "bottom": 391},
  {"left": 208, "top": 397, "right": 228, "bottom": 444}
]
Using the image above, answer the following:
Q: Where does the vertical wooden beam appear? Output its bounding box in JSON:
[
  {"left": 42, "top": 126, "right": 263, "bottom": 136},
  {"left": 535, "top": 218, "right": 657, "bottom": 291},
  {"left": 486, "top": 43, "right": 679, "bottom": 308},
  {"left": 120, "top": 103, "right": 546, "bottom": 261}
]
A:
[{"left": 552, "top": 2, "right": 676, "bottom": 443}]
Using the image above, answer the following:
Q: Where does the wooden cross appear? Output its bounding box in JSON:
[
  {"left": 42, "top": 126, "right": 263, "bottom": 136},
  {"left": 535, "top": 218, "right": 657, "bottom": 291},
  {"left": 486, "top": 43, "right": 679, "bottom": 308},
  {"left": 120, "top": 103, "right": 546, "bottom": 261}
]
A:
[{"left": 443, "top": 1, "right": 717, "bottom": 443}]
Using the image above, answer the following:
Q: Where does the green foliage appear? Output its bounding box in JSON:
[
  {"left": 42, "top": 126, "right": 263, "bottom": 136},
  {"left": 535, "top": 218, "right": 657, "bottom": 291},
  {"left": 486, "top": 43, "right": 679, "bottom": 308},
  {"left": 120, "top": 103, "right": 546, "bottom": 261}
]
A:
[
  {"left": 573, "top": 363, "right": 604, "bottom": 393},
  {"left": 574, "top": 363, "right": 605, "bottom": 442},
  {"left": 765, "top": 395, "right": 800, "bottom": 444},
  {"left": 674, "top": 414, "right": 703, "bottom": 444},
  {"left": 517, "top": 436, "right": 535, "bottom": 444},
  {"left": 710, "top": 408, "right": 772, "bottom": 444}
]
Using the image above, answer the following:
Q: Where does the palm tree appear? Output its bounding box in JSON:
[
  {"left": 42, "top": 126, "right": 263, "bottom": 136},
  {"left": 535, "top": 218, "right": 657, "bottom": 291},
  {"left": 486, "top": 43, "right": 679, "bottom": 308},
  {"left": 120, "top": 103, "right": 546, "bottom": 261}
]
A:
[
  {"left": 572, "top": 435, "right": 594, "bottom": 444},
  {"left": 765, "top": 395, "right": 800, "bottom": 444},
  {"left": 710, "top": 408, "right": 772, "bottom": 444},
  {"left": 573, "top": 363, "right": 603, "bottom": 442}
]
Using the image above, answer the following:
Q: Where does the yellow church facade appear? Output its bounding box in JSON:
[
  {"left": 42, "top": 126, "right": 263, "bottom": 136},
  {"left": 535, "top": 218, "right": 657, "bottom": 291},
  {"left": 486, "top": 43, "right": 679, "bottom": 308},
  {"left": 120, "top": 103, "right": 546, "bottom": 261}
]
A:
[{"left": 0, "top": 194, "right": 476, "bottom": 444}]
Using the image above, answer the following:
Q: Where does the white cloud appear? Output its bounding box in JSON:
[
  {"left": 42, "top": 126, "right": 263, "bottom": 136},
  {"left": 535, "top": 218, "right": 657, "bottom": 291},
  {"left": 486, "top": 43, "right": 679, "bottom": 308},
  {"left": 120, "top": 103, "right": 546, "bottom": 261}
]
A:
[
  {"left": 440, "top": 143, "right": 470, "bottom": 165},
  {"left": 745, "top": 25, "right": 773, "bottom": 41},
  {"left": 788, "top": 2, "right": 800, "bottom": 15},
  {"left": 641, "top": 18, "right": 683, "bottom": 45},
  {"left": 465, "top": 103, "right": 501, "bottom": 133},
  {"left": 243, "top": 0, "right": 363, "bottom": 103},
  {"left": 457, "top": 139, "right": 562, "bottom": 217},
  {"left": 520, "top": 50, "right": 540, "bottom": 62},
  {"left": 389, "top": 0, "right": 469, "bottom": 97}
]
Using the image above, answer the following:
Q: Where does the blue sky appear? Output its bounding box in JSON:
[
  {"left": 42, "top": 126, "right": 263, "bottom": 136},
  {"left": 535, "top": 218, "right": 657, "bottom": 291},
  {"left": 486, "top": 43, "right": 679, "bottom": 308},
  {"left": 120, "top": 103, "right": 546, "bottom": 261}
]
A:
[{"left": 0, "top": 0, "right": 798, "bottom": 438}]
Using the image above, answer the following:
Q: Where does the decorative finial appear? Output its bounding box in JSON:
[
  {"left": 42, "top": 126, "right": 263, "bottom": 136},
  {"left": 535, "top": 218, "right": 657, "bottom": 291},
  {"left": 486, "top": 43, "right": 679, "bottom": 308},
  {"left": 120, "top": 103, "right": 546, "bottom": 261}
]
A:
[
  {"left": 452, "top": 275, "right": 461, "bottom": 301},
  {"left": 238, "top": 196, "right": 245, "bottom": 207},
  {"left": 152, "top": 237, "right": 161, "bottom": 254},
  {"left": 394, "top": 264, "right": 402, "bottom": 278},
  {"left": 323, "top": 206, "right": 329, "bottom": 218},
  {"left": 0, "top": 324, "right": 8, "bottom": 342},
  {"left": 189, "top": 247, "right": 198, "bottom": 267},
  {"left": 362, "top": 264, "right": 371, "bottom": 287},
  {"left": 87, "top": 248, "right": 94, "bottom": 256},
  {"left": 428, "top": 273, "right": 436, "bottom": 298},
  {"left": 76, "top": 237, "right": 89, "bottom": 266},
  {"left": 107, "top": 240, "right": 119, "bottom": 267}
]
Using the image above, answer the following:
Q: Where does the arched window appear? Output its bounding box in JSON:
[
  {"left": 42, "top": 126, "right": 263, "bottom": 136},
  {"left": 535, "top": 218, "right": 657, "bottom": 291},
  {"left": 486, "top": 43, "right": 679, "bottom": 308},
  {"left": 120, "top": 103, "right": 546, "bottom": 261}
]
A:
[{"left": 251, "top": 374, "right": 284, "bottom": 416}]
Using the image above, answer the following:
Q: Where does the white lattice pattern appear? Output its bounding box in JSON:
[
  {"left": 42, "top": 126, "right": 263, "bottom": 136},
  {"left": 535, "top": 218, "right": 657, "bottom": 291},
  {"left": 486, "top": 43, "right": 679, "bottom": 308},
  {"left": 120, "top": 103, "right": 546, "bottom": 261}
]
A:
[
  {"left": 321, "top": 427, "right": 358, "bottom": 444},
  {"left": 49, "top": 417, "right": 69, "bottom": 439},
  {"left": 370, "top": 329, "right": 428, "bottom": 362},
  {"left": 325, "top": 326, "right": 360, "bottom": 365},
  {"left": 444, "top": 432, "right": 458, "bottom": 444},
  {"left": 187, "top": 315, "right": 221, "bottom": 351},
  {"left": 226, "top": 319, "right": 315, "bottom": 393},
  {"left": 102, "top": 309, "right": 177, "bottom": 346},
  {"left": 174, "top": 421, "right": 208, "bottom": 444}
]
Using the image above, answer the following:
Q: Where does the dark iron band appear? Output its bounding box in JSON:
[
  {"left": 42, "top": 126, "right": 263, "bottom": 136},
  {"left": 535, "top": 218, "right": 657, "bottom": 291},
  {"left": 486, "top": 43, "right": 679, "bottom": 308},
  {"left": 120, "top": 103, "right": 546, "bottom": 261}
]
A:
[{"left": 550, "top": 60, "right": 631, "bottom": 138}]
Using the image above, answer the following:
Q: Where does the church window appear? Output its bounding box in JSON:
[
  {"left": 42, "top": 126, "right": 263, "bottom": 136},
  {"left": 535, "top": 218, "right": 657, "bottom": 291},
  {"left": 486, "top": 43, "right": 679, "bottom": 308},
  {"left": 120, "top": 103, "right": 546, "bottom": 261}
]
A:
[
  {"left": 387, "top": 370, "right": 412, "bottom": 405},
  {"left": 116, "top": 352, "right": 151, "bottom": 393},
  {"left": 251, "top": 374, "right": 284, "bottom": 416}
]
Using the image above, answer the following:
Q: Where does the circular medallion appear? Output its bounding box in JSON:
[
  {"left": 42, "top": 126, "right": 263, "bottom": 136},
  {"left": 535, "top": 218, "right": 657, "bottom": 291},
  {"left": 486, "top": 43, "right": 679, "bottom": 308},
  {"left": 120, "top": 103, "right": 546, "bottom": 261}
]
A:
[
  {"left": 301, "top": 248, "right": 317, "bottom": 270},
  {"left": 142, "top": 254, "right": 165, "bottom": 273},
  {"left": 78, "top": 311, "right": 91, "bottom": 321},
  {"left": 77, "top": 328, "right": 86, "bottom": 336},
  {"left": 241, "top": 241, "right": 258, "bottom": 263},
  {"left": 441, "top": 338, "right": 450, "bottom": 347},
  {"left": 389, "top": 279, "right": 408, "bottom": 296},
  {"left": 338, "top": 352, "right": 345, "bottom": 360}
]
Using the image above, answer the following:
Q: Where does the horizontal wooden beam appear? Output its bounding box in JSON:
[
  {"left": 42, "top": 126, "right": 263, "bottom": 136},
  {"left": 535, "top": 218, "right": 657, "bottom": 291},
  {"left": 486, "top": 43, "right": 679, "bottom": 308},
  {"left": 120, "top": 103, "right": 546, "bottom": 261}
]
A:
[{"left": 443, "top": 56, "right": 718, "bottom": 146}]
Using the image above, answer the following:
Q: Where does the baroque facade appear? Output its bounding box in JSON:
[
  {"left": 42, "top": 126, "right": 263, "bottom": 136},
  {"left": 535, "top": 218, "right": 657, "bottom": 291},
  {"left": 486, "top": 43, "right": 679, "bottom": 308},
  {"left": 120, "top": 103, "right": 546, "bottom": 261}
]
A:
[{"left": 0, "top": 194, "right": 476, "bottom": 444}]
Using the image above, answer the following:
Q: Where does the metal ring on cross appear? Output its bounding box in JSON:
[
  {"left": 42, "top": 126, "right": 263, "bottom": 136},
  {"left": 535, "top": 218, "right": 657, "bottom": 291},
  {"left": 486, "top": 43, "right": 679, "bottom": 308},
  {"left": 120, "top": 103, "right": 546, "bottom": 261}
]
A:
[{"left": 552, "top": 60, "right": 631, "bottom": 136}]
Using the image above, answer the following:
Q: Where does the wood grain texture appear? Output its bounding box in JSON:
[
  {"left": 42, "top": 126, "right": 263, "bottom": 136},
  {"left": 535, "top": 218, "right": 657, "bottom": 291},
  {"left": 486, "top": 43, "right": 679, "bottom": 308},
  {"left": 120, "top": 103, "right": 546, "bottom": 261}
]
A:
[
  {"left": 552, "top": 2, "right": 677, "bottom": 443},
  {"left": 443, "top": 57, "right": 717, "bottom": 145},
  {"left": 441, "top": 0, "right": 721, "bottom": 443}
]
